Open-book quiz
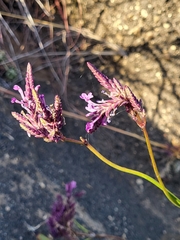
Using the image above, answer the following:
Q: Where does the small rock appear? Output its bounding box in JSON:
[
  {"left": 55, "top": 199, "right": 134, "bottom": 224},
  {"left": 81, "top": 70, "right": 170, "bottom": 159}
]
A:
[
  {"left": 155, "top": 72, "right": 162, "bottom": 79},
  {"left": 141, "top": 9, "right": 148, "bottom": 18},
  {"left": 163, "top": 23, "right": 170, "bottom": 29},
  {"left": 144, "top": 31, "right": 154, "bottom": 41},
  {"left": 136, "top": 178, "right": 143, "bottom": 185},
  {"left": 5, "top": 206, "right": 10, "bottom": 211},
  {"left": 39, "top": 182, "right": 46, "bottom": 189},
  {"left": 153, "top": 15, "right": 160, "bottom": 23},
  {"left": 108, "top": 215, "right": 115, "bottom": 221},
  {"left": 169, "top": 45, "right": 176, "bottom": 51}
]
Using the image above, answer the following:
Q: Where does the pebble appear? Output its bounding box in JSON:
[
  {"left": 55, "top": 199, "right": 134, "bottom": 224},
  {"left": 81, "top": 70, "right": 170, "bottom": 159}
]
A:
[
  {"left": 153, "top": 16, "right": 160, "bottom": 23},
  {"left": 145, "top": 31, "right": 154, "bottom": 41},
  {"left": 39, "top": 182, "right": 46, "bottom": 189},
  {"left": 169, "top": 45, "right": 176, "bottom": 51},
  {"left": 5, "top": 206, "right": 10, "bottom": 211},
  {"left": 135, "top": 68, "right": 140, "bottom": 72},
  {"left": 123, "top": 25, "right": 129, "bottom": 30},
  {"left": 155, "top": 72, "right": 162, "bottom": 79},
  {"left": 118, "top": 25, "right": 123, "bottom": 30},
  {"left": 108, "top": 215, "right": 115, "bottom": 221},
  {"left": 135, "top": 5, "right": 140, "bottom": 11},
  {"left": 4, "top": 153, "right": 9, "bottom": 160},
  {"left": 163, "top": 23, "right": 170, "bottom": 29},
  {"left": 114, "top": 207, "right": 119, "bottom": 212},
  {"left": 136, "top": 178, "right": 143, "bottom": 185},
  {"left": 141, "top": 9, "right": 148, "bottom": 18}
]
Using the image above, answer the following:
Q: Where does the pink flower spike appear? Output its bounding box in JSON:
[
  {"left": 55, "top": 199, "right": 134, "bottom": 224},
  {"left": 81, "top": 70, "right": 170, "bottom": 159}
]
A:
[
  {"left": 47, "top": 181, "right": 83, "bottom": 239},
  {"left": 11, "top": 63, "right": 65, "bottom": 142},
  {"left": 80, "top": 62, "right": 146, "bottom": 133}
]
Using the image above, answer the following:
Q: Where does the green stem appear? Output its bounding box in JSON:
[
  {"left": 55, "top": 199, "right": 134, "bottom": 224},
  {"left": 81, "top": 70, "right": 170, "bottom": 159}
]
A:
[
  {"left": 143, "top": 127, "right": 180, "bottom": 207},
  {"left": 80, "top": 137, "right": 180, "bottom": 207}
]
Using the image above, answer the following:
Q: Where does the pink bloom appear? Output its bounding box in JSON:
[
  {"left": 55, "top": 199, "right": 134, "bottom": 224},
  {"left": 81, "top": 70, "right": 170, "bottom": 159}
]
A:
[
  {"left": 11, "top": 63, "right": 65, "bottom": 142},
  {"left": 47, "top": 181, "right": 84, "bottom": 239},
  {"left": 80, "top": 62, "right": 146, "bottom": 133}
]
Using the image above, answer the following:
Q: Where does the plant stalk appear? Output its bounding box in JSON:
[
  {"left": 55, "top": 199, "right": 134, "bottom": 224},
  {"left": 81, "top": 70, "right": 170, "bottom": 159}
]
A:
[{"left": 80, "top": 137, "right": 180, "bottom": 207}]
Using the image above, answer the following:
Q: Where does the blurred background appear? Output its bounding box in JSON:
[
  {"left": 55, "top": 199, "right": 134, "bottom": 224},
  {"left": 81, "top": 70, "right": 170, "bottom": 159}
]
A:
[{"left": 0, "top": 0, "right": 180, "bottom": 239}]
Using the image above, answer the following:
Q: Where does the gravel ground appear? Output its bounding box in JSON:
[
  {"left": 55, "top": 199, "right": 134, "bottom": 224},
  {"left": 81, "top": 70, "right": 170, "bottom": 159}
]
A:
[{"left": 68, "top": 0, "right": 180, "bottom": 145}]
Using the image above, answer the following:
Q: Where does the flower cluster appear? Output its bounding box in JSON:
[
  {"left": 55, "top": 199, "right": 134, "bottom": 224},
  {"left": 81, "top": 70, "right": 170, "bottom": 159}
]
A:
[
  {"left": 80, "top": 62, "right": 146, "bottom": 133},
  {"left": 11, "top": 63, "right": 65, "bottom": 142},
  {"left": 47, "top": 181, "right": 78, "bottom": 239}
]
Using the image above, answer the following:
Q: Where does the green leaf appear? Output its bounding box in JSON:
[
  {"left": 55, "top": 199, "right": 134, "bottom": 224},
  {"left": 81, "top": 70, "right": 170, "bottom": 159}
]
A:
[
  {"left": 36, "top": 234, "right": 50, "bottom": 240},
  {"left": 84, "top": 138, "right": 180, "bottom": 208},
  {"left": 5, "top": 67, "right": 17, "bottom": 80}
]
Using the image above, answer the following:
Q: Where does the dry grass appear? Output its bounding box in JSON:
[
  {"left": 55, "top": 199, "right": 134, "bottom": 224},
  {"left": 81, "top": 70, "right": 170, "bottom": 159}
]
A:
[{"left": 0, "top": 0, "right": 125, "bottom": 97}]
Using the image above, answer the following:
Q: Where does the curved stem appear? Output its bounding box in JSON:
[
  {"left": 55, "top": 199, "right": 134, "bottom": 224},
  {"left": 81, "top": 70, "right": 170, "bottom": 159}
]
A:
[
  {"left": 80, "top": 137, "right": 180, "bottom": 207},
  {"left": 143, "top": 127, "right": 180, "bottom": 207}
]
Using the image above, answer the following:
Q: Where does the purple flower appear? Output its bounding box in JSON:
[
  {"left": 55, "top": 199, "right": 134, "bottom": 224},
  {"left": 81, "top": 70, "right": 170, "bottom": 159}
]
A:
[
  {"left": 11, "top": 63, "right": 65, "bottom": 142},
  {"left": 80, "top": 62, "right": 146, "bottom": 133},
  {"left": 47, "top": 181, "right": 79, "bottom": 239}
]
